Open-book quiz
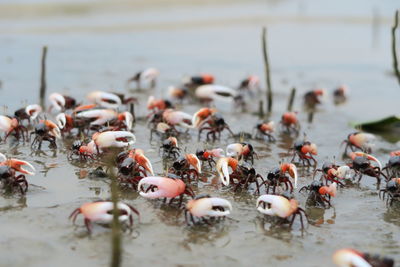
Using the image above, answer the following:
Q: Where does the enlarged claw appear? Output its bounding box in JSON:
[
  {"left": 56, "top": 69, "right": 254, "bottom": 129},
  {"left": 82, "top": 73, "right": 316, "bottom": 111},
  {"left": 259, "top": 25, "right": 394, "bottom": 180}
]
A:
[
  {"left": 195, "top": 85, "right": 238, "bottom": 103},
  {"left": 319, "top": 182, "right": 337, "bottom": 197},
  {"left": 256, "top": 194, "right": 298, "bottom": 218},
  {"left": 118, "top": 111, "right": 134, "bottom": 130},
  {"left": 192, "top": 107, "right": 217, "bottom": 128},
  {"left": 280, "top": 163, "right": 298, "bottom": 188},
  {"left": 43, "top": 120, "right": 61, "bottom": 139},
  {"left": 349, "top": 152, "right": 382, "bottom": 170},
  {"left": 76, "top": 109, "right": 117, "bottom": 126},
  {"left": 163, "top": 109, "right": 193, "bottom": 128},
  {"left": 185, "top": 153, "right": 201, "bottom": 174},
  {"left": 87, "top": 91, "right": 121, "bottom": 109},
  {"left": 138, "top": 176, "right": 186, "bottom": 199},
  {"left": 335, "top": 165, "right": 351, "bottom": 179},
  {"left": 25, "top": 104, "right": 42, "bottom": 120},
  {"left": 56, "top": 113, "right": 66, "bottom": 129},
  {"left": 48, "top": 93, "right": 65, "bottom": 113},
  {"left": 186, "top": 197, "right": 232, "bottom": 217},
  {"left": 0, "top": 116, "right": 18, "bottom": 134},
  {"left": 226, "top": 143, "right": 243, "bottom": 159},
  {"left": 332, "top": 249, "right": 371, "bottom": 267},
  {"left": 129, "top": 149, "right": 154, "bottom": 175},
  {"left": 93, "top": 131, "right": 136, "bottom": 149},
  {"left": 2, "top": 159, "right": 35, "bottom": 175},
  {"left": 348, "top": 132, "right": 375, "bottom": 152},
  {"left": 216, "top": 157, "right": 238, "bottom": 186}
]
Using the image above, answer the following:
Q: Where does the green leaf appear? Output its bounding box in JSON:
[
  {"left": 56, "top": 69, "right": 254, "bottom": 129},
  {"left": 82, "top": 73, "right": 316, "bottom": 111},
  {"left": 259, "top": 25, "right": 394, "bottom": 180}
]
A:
[{"left": 352, "top": 115, "right": 400, "bottom": 143}]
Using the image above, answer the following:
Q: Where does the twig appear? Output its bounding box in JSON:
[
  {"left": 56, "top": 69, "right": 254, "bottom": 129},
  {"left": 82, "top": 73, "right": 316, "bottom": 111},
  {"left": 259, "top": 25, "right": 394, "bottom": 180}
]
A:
[
  {"left": 39, "top": 46, "right": 47, "bottom": 108},
  {"left": 287, "top": 87, "right": 296, "bottom": 112},
  {"left": 258, "top": 100, "right": 264, "bottom": 118},
  {"left": 107, "top": 153, "right": 122, "bottom": 267},
  {"left": 392, "top": 10, "right": 400, "bottom": 85},
  {"left": 262, "top": 27, "right": 273, "bottom": 114},
  {"left": 130, "top": 103, "right": 136, "bottom": 124}
]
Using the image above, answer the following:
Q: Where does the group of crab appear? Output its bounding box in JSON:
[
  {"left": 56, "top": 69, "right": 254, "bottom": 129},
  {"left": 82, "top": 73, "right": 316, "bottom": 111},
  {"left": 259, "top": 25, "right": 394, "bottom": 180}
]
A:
[{"left": 0, "top": 69, "right": 395, "bottom": 266}]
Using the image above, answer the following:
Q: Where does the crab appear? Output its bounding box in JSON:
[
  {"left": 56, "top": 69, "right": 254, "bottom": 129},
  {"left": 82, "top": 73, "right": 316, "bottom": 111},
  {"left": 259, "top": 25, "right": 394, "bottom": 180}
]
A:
[
  {"left": 216, "top": 157, "right": 239, "bottom": 186},
  {"left": 69, "top": 201, "right": 140, "bottom": 234},
  {"left": 229, "top": 163, "right": 265, "bottom": 194},
  {"left": 291, "top": 140, "right": 318, "bottom": 167},
  {"left": 348, "top": 152, "right": 385, "bottom": 188},
  {"left": 68, "top": 140, "right": 97, "bottom": 160},
  {"left": 382, "top": 154, "right": 400, "bottom": 179},
  {"left": 254, "top": 121, "right": 275, "bottom": 142},
  {"left": 14, "top": 104, "right": 42, "bottom": 123},
  {"left": 313, "top": 162, "right": 350, "bottom": 186},
  {"left": 0, "top": 155, "right": 35, "bottom": 194},
  {"left": 256, "top": 193, "right": 308, "bottom": 230},
  {"left": 185, "top": 194, "right": 232, "bottom": 225},
  {"left": 299, "top": 180, "right": 337, "bottom": 208},
  {"left": 197, "top": 113, "right": 234, "bottom": 142},
  {"left": 226, "top": 143, "right": 258, "bottom": 164},
  {"left": 379, "top": 178, "right": 400, "bottom": 207},
  {"left": 48, "top": 93, "right": 77, "bottom": 113},
  {"left": 262, "top": 163, "right": 298, "bottom": 194},
  {"left": 138, "top": 176, "right": 195, "bottom": 206},
  {"left": 159, "top": 136, "right": 181, "bottom": 159},
  {"left": 0, "top": 115, "right": 29, "bottom": 142},
  {"left": 342, "top": 132, "right": 375, "bottom": 154},
  {"left": 303, "top": 89, "right": 325, "bottom": 109},
  {"left": 167, "top": 154, "right": 201, "bottom": 183},
  {"left": 30, "top": 120, "right": 61, "bottom": 149},
  {"left": 280, "top": 112, "right": 299, "bottom": 135},
  {"left": 196, "top": 148, "right": 224, "bottom": 168}
]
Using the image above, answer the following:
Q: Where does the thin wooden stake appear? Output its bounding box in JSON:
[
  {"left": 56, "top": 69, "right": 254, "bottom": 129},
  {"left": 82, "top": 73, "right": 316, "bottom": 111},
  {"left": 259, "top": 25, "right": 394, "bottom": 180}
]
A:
[
  {"left": 258, "top": 100, "right": 264, "bottom": 118},
  {"left": 262, "top": 27, "right": 273, "bottom": 114},
  {"left": 130, "top": 103, "right": 136, "bottom": 124},
  {"left": 287, "top": 87, "right": 296, "bottom": 112},
  {"left": 39, "top": 46, "right": 47, "bottom": 108},
  {"left": 308, "top": 110, "right": 314, "bottom": 123},
  {"left": 392, "top": 10, "right": 400, "bottom": 85}
]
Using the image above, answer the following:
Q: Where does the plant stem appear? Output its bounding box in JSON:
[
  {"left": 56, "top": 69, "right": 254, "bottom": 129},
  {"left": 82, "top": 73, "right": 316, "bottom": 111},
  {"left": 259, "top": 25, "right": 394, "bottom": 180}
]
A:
[
  {"left": 262, "top": 27, "right": 273, "bottom": 115},
  {"left": 392, "top": 10, "right": 400, "bottom": 86},
  {"left": 39, "top": 46, "right": 47, "bottom": 108},
  {"left": 287, "top": 87, "right": 296, "bottom": 112}
]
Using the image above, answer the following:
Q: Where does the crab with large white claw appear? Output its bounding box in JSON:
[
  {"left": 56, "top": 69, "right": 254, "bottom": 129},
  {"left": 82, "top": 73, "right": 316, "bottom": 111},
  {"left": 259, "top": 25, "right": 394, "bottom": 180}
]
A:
[
  {"left": 76, "top": 109, "right": 117, "bottom": 126},
  {"left": 137, "top": 176, "right": 194, "bottom": 205},
  {"left": 332, "top": 248, "right": 395, "bottom": 267},
  {"left": 92, "top": 131, "right": 136, "bottom": 151},
  {"left": 69, "top": 201, "right": 140, "bottom": 234},
  {"left": 129, "top": 149, "right": 154, "bottom": 176},
  {"left": 56, "top": 113, "right": 67, "bottom": 130},
  {"left": 256, "top": 194, "right": 308, "bottom": 229},
  {"left": 192, "top": 107, "right": 217, "bottom": 128},
  {"left": 185, "top": 195, "right": 232, "bottom": 225},
  {"left": 195, "top": 84, "right": 239, "bottom": 104},
  {"left": 87, "top": 91, "right": 122, "bottom": 109},
  {"left": 162, "top": 109, "right": 193, "bottom": 129},
  {"left": 343, "top": 132, "right": 375, "bottom": 154},
  {"left": 128, "top": 68, "right": 159, "bottom": 89},
  {"left": 48, "top": 93, "right": 76, "bottom": 113},
  {"left": 0, "top": 115, "right": 28, "bottom": 141},
  {"left": 216, "top": 157, "right": 239, "bottom": 186}
]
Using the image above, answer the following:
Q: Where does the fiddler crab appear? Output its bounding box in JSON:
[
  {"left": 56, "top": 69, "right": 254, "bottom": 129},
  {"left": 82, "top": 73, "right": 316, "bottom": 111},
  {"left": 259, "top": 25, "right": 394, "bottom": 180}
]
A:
[
  {"left": 229, "top": 163, "right": 265, "bottom": 194},
  {"left": 347, "top": 152, "right": 385, "bottom": 188},
  {"left": 167, "top": 154, "right": 201, "bottom": 183},
  {"left": 196, "top": 148, "right": 224, "bottom": 168},
  {"left": 303, "top": 89, "right": 325, "bottom": 109},
  {"left": 256, "top": 192, "right": 308, "bottom": 230},
  {"left": 333, "top": 85, "right": 348, "bottom": 105},
  {"left": 379, "top": 178, "right": 400, "bottom": 207},
  {"left": 280, "top": 112, "right": 300, "bottom": 135},
  {"left": 30, "top": 120, "right": 61, "bottom": 149},
  {"left": 254, "top": 121, "right": 275, "bottom": 142},
  {"left": 194, "top": 84, "right": 244, "bottom": 108},
  {"left": 262, "top": 163, "right": 298, "bottom": 194},
  {"left": 0, "top": 115, "right": 29, "bottom": 142},
  {"left": 14, "top": 104, "right": 42, "bottom": 124},
  {"left": 291, "top": 139, "right": 318, "bottom": 167},
  {"left": 342, "top": 132, "right": 375, "bottom": 154},
  {"left": 0, "top": 154, "right": 35, "bottom": 194},
  {"left": 185, "top": 194, "right": 232, "bottom": 226},
  {"left": 160, "top": 136, "right": 181, "bottom": 159},
  {"left": 216, "top": 157, "right": 239, "bottom": 186},
  {"left": 226, "top": 143, "right": 258, "bottom": 164},
  {"left": 333, "top": 248, "right": 394, "bottom": 267},
  {"left": 299, "top": 180, "right": 337, "bottom": 208},
  {"left": 197, "top": 112, "right": 234, "bottom": 142},
  {"left": 313, "top": 162, "right": 351, "bottom": 186},
  {"left": 127, "top": 67, "right": 159, "bottom": 90},
  {"left": 138, "top": 176, "right": 195, "bottom": 206},
  {"left": 382, "top": 151, "right": 400, "bottom": 179},
  {"left": 69, "top": 201, "right": 140, "bottom": 234}
]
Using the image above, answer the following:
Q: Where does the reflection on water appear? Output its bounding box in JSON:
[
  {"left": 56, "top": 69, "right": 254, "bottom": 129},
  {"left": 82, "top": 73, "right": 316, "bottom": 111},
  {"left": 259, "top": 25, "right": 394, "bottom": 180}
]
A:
[{"left": 383, "top": 202, "right": 400, "bottom": 227}]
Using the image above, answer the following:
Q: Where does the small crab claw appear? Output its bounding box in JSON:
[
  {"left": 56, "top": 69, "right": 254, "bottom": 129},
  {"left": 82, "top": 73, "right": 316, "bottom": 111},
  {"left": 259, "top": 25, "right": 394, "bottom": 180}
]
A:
[
  {"left": 350, "top": 152, "right": 382, "bottom": 170},
  {"left": 332, "top": 249, "right": 371, "bottom": 267},
  {"left": 93, "top": 131, "right": 136, "bottom": 149},
  {"left": 87, "top": 91, "right": 122, "bottom": 109},
  {"left": 56, "top": 113, "right": 66, "bottom": 129},
  {"left": 192, "top": 107, "right": 216, "bottom": 128},
  {"left": 130, "top": 149, "right": 154, "bottom": 175},
  {"left": 43, "top": 120, "right": 61, "bottom": 139},
  {"left": 25, "top": 104, "right": 42, "bottom": 120},
  {"left": 185, "top": 154, "right": 201, "bottom": 174},
  {"left": 5, "top": 159, "right": 35, "bottom": 175},
  {"left": 187, "top": 197, "right": 232, "bottom": 217},
  {"left": 138, "top": 176, "right": 186, "bottom": 199},
  {"left": 319, "top": 182, "right": 337, "bottom": 197},
  {"left": 216, "top": 157, "right": 238, "bottom": 186},
  {"left": 335, "top": 165, "right": 351, "bottom": 179},
  {"left": 49, "top": 93, "right": 65, "bottom": 113},
  {"left": 256, "top": 195, "right": 297, "bottom": 218},
  {"left": 281, "top": 163, "right": 298, "bottom": 188},
  {"left": 226, "top": 143, "right": 243, "bottom": 159},
  {"left": 118, "top": 112, "right": 134, "bottom": 130}
]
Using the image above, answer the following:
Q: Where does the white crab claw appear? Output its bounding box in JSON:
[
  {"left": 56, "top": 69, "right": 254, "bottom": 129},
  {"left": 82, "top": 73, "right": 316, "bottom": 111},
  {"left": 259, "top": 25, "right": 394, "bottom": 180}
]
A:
[
  {"left": 187, "top": 197, "right": 232, "bottom": 217},
  {"left": 87, "top": 91, "right": 121, "bottom": 109},
  {"left": 25, "top": 104, "right": 42, "bottom": 120},
  {"left": 93, "top": 131, "right": 136, "bottom": 149},
  {"left": 56, "top": 113, "right": 66, "bottom": 129}
]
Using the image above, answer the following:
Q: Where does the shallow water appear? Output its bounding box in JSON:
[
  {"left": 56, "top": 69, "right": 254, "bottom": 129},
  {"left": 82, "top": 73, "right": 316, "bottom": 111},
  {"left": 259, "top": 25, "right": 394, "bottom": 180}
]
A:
[{"left": 0, "top": 0, "right": 399, "bottom": 266}]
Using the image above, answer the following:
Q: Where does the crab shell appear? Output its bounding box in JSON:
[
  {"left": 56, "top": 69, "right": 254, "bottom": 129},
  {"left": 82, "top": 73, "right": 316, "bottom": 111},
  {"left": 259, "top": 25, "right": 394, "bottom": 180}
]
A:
[
  {"left": 332, "top": 249, "right": 371, "bottom": 267},
  {"left": 79, "top": 201, "right": 133, "bottom": 224},
  {"left": 256, "top": 195, "right": 298, "bottom": 218},
  {"left": 138, "top": 176, "right": 186, "bottom": 199},
  {"left": 281, "top": 112, "right": 298, "bottom": 126},
  {"left": 186, "top": 197, "right": 232, "bottom": 217},
  {"left": 350, "top": 152, "right": 382, "bottom": 169},
  {"left": 92, "top": 131, "right": 136, "bottom": 149}
]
